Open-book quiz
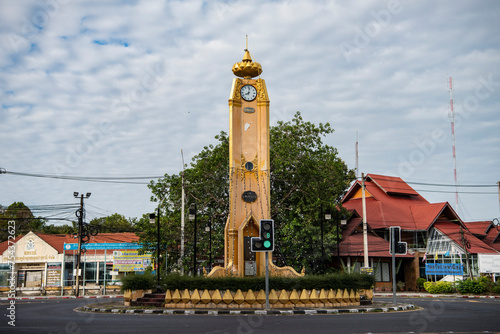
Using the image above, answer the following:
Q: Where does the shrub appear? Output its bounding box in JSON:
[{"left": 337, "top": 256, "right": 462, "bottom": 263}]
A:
[
  {"left": 160, "top": 273, "right": 374, "bottom": 292},
  {"left": 416, "top": 278, "right": 426, "bottom": 290},
  {"left": 456, "top": 278, "right": 486, "bottom": 294},
  {"left": 423, "top": 281, "right": 455, "bottom": 294},
  {"left": 492, "top": 282, "right": 500, "bottom": 294},
  {"left": 120, "top": 272, "right": 155, "bottom": 292}
]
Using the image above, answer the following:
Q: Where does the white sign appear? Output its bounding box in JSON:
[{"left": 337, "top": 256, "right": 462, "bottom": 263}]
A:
[
  {"left": 478, "top": 254, "right": 500, "bottom": 273},
  {"left": 109, "top": 271, "right": 119, "bottom": 276}
]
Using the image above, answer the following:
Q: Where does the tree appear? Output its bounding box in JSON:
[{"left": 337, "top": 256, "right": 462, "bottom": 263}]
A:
[
  {"left": 89, "top": 213, "right": 137, "bottom": 233},
  {"left": 0, "top": 202, "right": 46, "bottom": 242},
  {"left": 270, "top": 113, "right": 355, "bottom": 273},
  {"left": 143, "top": 112, "right": 355, "bottom": 274}
]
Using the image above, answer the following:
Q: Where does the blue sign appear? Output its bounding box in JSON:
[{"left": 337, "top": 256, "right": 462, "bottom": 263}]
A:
[
  {"left": 425, "top": 263, "right": 463, "bottom": 275},
  {"left": 63, "top": 243, "right": 141, "bottom": 251}
]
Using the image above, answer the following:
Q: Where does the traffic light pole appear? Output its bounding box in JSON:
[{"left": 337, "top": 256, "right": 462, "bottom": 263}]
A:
[
  {"left": 75, "top": 195, "right": 83, "bottom": 298},
  {"left": 265, "top": 251, "right": 269, "bottom": 310},
  {"left": 391, "top": 228, "right": 397, "bottom": 305}
]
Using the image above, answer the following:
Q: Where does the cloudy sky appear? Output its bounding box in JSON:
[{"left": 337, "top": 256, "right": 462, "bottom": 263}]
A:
[{"left": 1, "top": 0, "right": 499, "bottom": 224}]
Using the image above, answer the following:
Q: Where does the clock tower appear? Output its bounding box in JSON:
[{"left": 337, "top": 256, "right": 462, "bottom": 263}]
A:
[{"left": 207, "top": 44, "right": 302, "bottom": 278}]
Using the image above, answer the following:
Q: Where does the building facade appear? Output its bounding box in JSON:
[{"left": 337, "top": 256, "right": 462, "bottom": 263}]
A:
[
  {"left": 0, "top": 231, "right": 145, "bottom": 295},
  {"left": 340, "top": 174, "right": 500, "bottom": 291}
]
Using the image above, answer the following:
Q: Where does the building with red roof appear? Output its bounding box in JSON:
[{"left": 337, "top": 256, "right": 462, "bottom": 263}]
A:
[
  {"left": 0, "top": 231, "right": 145, "bottom": 296},
  {"left": 340, "top": 174, "right": 499, "bottom": 291}
]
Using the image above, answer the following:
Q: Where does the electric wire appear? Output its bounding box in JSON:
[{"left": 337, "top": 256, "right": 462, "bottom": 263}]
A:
[{"left": 2, "top": 169, "right": 498, "bottom": 190}]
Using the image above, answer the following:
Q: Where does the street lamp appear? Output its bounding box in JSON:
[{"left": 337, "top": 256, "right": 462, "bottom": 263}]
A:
[
  {"left": 205, "top": 219, "right": 212, "bottom": 272},
  {"left": 189, "top": 203, "right": 197, "bottom": 276},
  {"left": 149, "top": 209, "right": 161, "bottom": 291},
  {"left": 322, "top": 208, "right": 332, "bottom": 257},
  {"left": 337, "top": 213, "right": 347, "bottom": 267}
]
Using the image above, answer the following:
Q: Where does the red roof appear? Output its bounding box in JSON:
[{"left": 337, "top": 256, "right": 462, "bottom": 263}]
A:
[
  {"left": 342, "top": 174, "right": 462, "bottom": 231},
  {"left": 433, "top": 222, "right": 498, "bottom": 254},
  {"left": 0, "top": 232, "right": 140, "bottom": 255},
  {"left": 338, "top": 233, "right": 412, "bottom": 258},
  {"left": 465, "top": 221, "right": 493, "bottom": 237},
  {"left": 369, "top": 174, "right": 419, "bottom": 196},
  {"left": 338, "top": 218, "right": 413, "bottom": 258}
]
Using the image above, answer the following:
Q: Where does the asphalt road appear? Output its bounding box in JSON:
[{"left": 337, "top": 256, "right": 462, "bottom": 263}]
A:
[{"left": 1, "top": 297, "right": 499, "bottom": 334}]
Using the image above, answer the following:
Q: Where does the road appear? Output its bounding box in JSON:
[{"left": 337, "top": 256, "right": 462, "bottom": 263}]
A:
[{"left": 1, "top": 297, "right": 499, "bottom": 333}]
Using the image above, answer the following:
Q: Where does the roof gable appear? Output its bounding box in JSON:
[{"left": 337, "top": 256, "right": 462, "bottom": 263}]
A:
[
  {"left": 433, "top": 222, "right": 498, "bottom": 254},
  {"left": 367, "top": 174, "right": 419, "bottom": 196},
  {"left": 465, "top": 221, "right": 493, "bottom": 237}
]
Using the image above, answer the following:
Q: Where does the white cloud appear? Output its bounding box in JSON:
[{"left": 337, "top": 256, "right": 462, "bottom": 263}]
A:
[{"left": 0, "top": 0, "right": 499, "bottom": 222}]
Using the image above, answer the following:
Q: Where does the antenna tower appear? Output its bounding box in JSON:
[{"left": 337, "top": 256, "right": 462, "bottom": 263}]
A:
[
  {"left": 355, "top": 131, "right": 359, "bottom": 179},
  {"left": 448, "top": 76, "right": 459, "bottom": 211}
]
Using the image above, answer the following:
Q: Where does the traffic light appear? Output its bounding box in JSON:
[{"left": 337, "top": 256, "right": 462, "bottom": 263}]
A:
[
  {"left": 251, "top": 219, "right": 274, "bottom": 252},
  {"left": 389, "top": 226, "right": 407, "bottom": 255}
]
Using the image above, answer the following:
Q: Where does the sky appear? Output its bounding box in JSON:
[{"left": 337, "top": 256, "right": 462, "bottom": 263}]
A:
[{"left": 1, "top": 0, "right": 499, "bottom": 225}]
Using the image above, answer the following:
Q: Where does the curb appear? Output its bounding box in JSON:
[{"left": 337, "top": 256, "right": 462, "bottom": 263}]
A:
[
  {"left": 81, "top": 304, "right": 416, "bottom": 315},
  {"left": 374, "top": 293, "right": 500, "bottom": 299},
  {"left": 0, "top": 295, "right": 123, "bottom": 301}
]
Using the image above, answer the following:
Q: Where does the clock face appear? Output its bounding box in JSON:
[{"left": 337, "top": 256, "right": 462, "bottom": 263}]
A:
[{"left": 240, "top": 85, "right": 257, "bottom": 102}]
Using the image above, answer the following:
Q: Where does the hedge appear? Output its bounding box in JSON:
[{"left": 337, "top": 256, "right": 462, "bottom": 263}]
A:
[
  {"left": 160, "top": 273, "right": 374, "bottom": 292},
  {"left": 120, "top": 273, "right": 155, "bottom": 292}
]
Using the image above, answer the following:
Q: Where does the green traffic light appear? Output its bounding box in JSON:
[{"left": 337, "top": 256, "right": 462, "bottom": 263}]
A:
[{"left": 264, "top": 240, "right": 271, "bottom": 248}]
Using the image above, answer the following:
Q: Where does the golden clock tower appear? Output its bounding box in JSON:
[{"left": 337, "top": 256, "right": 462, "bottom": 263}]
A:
[{"left": 207, "top": 44, "right": 302, "bottom": 278}]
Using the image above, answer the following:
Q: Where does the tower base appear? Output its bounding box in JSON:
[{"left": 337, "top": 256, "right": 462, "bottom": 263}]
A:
[{"left": 205, "top": 260, "right": 305, "bottom": 278}]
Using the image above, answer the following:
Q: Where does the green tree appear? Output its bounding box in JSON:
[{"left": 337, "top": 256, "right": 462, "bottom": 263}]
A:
[
  {"left": 41, "top": 224, "right": 75, "bottom": 234},
  {"left": 144, "top": 112, "right": 355, "bottom": 274},
  {"left": 270, "top": 113, "right": 355, "bottom": 273},
  {"left": 89, "top": 213, "right": 137, "bottom": 233},
  {"left": 0, "top": 202, "right": 46, "bottom": 241}
]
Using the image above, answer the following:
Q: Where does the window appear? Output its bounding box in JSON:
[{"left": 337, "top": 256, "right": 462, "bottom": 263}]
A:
[
  {"left": 374, "top": 262, "right": 390, "bottom": 282},
  {"left": 0, "top": 264, "right": 11, "bottom": 287}
]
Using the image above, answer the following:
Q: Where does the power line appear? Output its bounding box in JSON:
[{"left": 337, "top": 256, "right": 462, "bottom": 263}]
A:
[
  {"left": 1, "top": 169, "right": 159, "bottom": 184},
  {"left": 354, "top": 176, "right": 497, "bottom": 188},
  {"left": 415, "top": 189, "right": 496, "bottom": 195},
  {"left": 3, "top": 169, "right": 498, "bottom": 189}
]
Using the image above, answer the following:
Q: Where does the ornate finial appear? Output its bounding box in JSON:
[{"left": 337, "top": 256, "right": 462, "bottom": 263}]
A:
[{"left": 232, "top": 36, "right": 263, "bottom": 79}]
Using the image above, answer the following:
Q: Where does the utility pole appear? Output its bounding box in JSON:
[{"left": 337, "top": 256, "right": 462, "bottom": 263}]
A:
[
  {"left": 189, "top": 203, "right": 197, "bottom": 276},
  {"left": 361, "top": 173, "right": 369, "bottom": 268},
  {"left": 180, "top": 150, "right": 186, "bottom": 275},
  {"left": 156, "top": 206, "right": 161, "bottom": 289},
  {"left": 459, "top": 227, "right": 473, "bottom": 280},
  {"left": 73, "top": 192, "right": 91, "bottom": 298}
]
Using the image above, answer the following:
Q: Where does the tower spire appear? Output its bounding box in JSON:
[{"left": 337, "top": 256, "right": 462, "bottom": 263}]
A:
[{"left": 232, "top": 37, "right": 262, "bottom": 78}]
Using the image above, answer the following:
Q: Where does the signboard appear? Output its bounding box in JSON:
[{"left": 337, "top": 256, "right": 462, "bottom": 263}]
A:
[
  {"left": 425, "top": 263, "right": 463, "bottom": 276},
  {"left": 242, "top": 191, "right": 257, "bottom": 203},
  {"left": 478, "top": 254, "right": 500, "bottom": 273},
  {"left": 46, "top": 263, "right": 61, "bottom": 286},
  {"left": 361, "top": 267, "right": 373, "bottom": 275},
  {"left": 112, "top": 250, "right": 152, "bottom": 272},
  {"left": 64, "top": 243, "right": 141, "bottom": 251}
]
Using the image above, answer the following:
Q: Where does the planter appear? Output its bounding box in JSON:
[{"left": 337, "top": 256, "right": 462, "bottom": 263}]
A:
[
  {"left": 162, "top": 288, "right": 363, "bottom": 309},
  {"left": 123, "top": 289, "right": 152, "bottom": 306}
]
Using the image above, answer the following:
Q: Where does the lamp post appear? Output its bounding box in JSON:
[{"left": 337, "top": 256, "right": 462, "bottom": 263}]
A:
[
  {"left": 322, "top": 208, "right": 332, "bottom": 258},
  {"left": 149, "top": 207, "right": 161, "bottom": 291},
  {"left": 189, "top": 203, "right": 197, "bottom": 276},
  {"left": 337, "top": 213, "right": 347, "bottom": 268},
  {"left": 205, "top": 219, "right": 212, "bottom": 272}
]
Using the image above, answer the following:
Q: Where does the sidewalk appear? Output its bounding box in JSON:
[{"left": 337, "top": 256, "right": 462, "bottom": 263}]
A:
[
  {"left": 0, "top": 294, "right": 123, "bottom": 301},
  {"left": 374, "top": 291, "right": 500, "bottom": 299}
]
